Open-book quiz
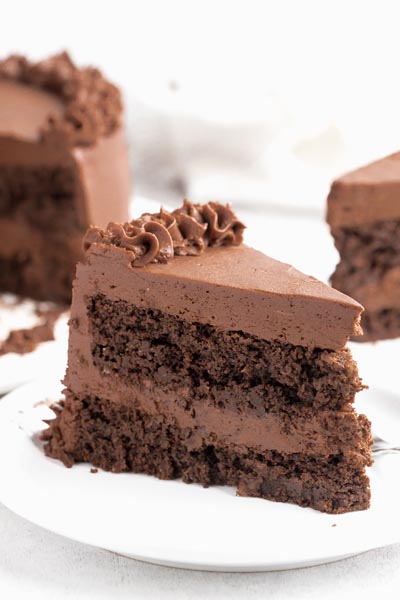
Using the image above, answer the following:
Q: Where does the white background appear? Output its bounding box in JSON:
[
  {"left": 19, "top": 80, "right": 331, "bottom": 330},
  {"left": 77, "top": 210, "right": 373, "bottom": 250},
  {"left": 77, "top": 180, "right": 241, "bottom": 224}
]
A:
[
  {"left": 2, "top": 1, "right": 400, "bottom": 597},
  {"left": 3, "top": 0, "right": 400, "bottom": 209}
]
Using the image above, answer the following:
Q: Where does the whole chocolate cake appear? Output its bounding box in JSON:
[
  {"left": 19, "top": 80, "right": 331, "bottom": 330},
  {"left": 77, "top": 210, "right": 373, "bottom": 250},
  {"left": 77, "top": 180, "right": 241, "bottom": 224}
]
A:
[
  {"left": 0, "top": 52, "right": 130, "bottom": 303},
  {"left": 43, "top": 201, "right": 372, "bottom": 514},
  {"left": 327, "top": 152, "right": 400, "bottom": 341}
]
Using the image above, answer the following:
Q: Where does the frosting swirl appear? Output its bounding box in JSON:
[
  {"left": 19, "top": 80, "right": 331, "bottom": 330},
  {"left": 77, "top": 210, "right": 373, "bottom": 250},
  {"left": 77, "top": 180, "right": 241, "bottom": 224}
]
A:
[
  {"left": 0, "top": 52, "right": 122, "bottom": 146},
  {"left": 83, "top": 200, "right": 245, "bottom": 267}
]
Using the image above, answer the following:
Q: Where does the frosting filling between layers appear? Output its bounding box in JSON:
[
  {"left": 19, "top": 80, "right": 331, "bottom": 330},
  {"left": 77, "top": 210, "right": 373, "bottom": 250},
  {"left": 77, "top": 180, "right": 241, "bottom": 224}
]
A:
[
  {"left": 83, "top": 294, "right": 371, "bottom": 457},
  {"left": 88, "top": 294, "right": 362, "bottom": 411}
]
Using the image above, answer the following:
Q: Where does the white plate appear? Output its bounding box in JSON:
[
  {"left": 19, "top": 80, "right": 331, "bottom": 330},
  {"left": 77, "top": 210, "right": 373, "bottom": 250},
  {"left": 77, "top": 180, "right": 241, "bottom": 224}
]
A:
[
  {"left": 0, "top": 311, "right": 69, "bottom": 395},
  {"left": 0, "top": 379, "right": 399, "bottom": 572}
]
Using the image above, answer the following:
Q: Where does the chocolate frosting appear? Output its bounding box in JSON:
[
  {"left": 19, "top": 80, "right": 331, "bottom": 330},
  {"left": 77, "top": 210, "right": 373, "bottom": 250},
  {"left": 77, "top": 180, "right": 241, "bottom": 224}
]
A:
[
  {"left": 327, "top": 152, "right": 400, "bottom": 229},
  {"left": 83, "top": 200, "right": 245, "bottom": 266},
  {"left": 0, "top": 52, "right": 122, "bottom": 146}
]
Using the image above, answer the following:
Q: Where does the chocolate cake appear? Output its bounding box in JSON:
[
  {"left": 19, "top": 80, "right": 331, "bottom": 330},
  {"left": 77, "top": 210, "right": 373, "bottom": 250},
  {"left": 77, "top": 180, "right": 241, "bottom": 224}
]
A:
[
  {"left": 0, "top": 52, "right": 130, "bottom": 303},
  {"left": 327, "top": 152, "right": 400, "bottom": 341},
  {"left": 43, "top": 201, "right": 372, "bottom": 514}
]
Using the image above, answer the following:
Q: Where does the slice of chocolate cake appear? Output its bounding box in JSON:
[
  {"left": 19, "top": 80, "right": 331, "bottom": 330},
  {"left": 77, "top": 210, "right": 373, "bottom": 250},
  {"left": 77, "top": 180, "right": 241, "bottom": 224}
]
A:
[
  {"left": 43, "top": 201, "right": 372, "bottom": 514},
  {"left": 327, "top": 152, "right": 400, "bottom": 341},
  {"left": 0, "top": 52, "right": 130, "bottom": 303}
]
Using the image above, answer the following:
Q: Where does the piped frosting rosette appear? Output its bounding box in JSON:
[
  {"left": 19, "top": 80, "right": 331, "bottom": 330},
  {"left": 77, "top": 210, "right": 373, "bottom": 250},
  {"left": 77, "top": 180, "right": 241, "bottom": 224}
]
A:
[{"left": 83, "top": 200, "right": 245, "bottom": 267}]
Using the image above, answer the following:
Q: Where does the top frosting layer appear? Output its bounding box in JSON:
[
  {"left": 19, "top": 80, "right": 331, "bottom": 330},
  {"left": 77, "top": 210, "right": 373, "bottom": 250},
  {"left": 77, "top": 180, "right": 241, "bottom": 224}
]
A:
[
  {"left": 327, "top": 152, "right": 400, "bottom": 229},
  {"left": 0, "top": 79, "right": 64, "bottom": 142},
  {"left": 83, "top": 200, "right": 245, "bottom": 266},
  {"left": 0, "top": 52, "right": 123, "bottom": 146}
]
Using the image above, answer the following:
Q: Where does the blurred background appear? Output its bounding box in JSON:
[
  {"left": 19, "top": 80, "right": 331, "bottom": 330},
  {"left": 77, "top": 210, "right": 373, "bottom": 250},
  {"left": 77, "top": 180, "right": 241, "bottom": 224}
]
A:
[{"left": 2, "top": 0, "right": 400, "bottom": 215}]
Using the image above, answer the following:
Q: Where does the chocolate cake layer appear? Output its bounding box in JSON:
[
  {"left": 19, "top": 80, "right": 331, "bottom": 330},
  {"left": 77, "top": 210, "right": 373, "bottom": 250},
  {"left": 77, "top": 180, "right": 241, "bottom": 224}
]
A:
[
  {"left": 332, "top": 266, "right": 400, "bottom": 315},
  {"left": 332, "top": 219, "right": 400, "bottom": 280},
  {"left": 0, "top": 165, "right": 81, "bottom": 227},
  {"left": 361, "top": 307, "right": 400, "bottom": 342},
  {"left": 0, "top": 208, "right": 83, "bottom": 303},
  {"left": 0, "top": 53, "right": 130, "bottom": 303},
  {"left": 89, "top": 294, "right": 363, "bottom": 411},
  {"left": 330, "top": 220, "right": 400, "bottom": 335},
  {"left": 44, "top": 393, "right": 371, "bottom": 514}
]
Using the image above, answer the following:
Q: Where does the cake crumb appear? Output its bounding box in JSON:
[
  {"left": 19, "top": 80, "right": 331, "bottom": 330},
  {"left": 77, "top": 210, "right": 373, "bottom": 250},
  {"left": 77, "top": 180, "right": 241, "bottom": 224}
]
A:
[
  {"left": 34, "top": 398, "right": 59, "bottom": 408},
  {"left": 332, "top": 523, "right": 337, "bottom": 527},
  {"left": 0, "top": 305, "right": 63, "bottom": 356},
  {"left": 90, "top": 467, "right": 98, "bottom": 474}
]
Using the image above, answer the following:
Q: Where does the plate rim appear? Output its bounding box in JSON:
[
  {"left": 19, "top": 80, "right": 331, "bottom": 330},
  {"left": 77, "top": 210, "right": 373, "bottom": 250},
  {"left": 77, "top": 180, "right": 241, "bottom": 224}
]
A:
[{"left": 1, "top": 379, "right": 400, "bottom": 572}]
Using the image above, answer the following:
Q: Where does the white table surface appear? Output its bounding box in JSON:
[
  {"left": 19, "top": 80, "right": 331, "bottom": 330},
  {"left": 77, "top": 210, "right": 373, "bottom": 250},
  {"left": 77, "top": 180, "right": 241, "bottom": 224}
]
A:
[{"left": 1, "top": 503, "right": 399, "bottom": 600}]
